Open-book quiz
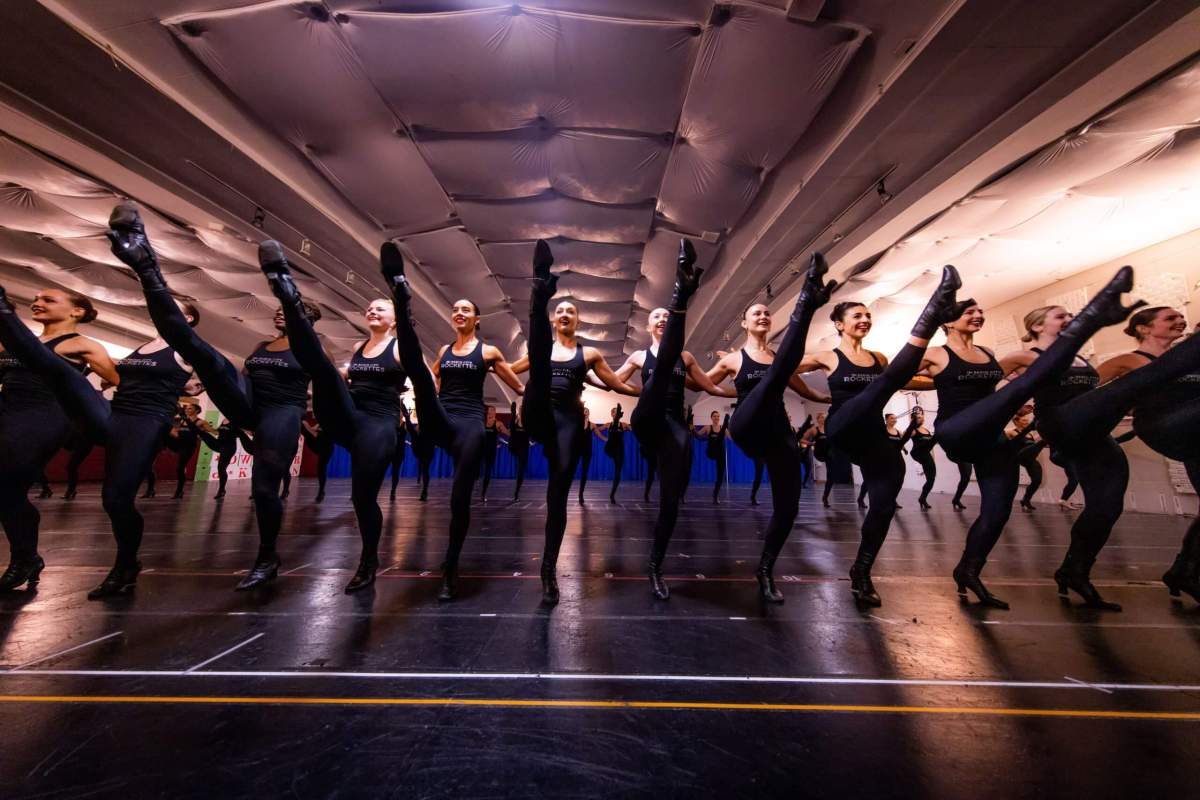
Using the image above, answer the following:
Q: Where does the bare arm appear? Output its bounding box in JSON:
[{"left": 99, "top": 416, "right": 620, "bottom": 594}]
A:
[
  {"left": 704, "top": 352, "right": 739, "bottom": 387},
  {"left": 683, "top": 352, "right": 735, "bottom": 397},
  {"left": 61, "top": 336, "right": 119, "bottom": 385},
  {"left": 509, "top": 354, "right": 530, "bottom": 375},
  {"left": 586, "top": 349, "right": 640, "bottom": 396},
  {"left": 999, "top": 349, "right": 1035, "bottom": 378},
  {"left": 484, "top": 345, "right": 524, "bottom": 394},
  {"left": 1096, "top": 353, "right": 1140, "bottom": 386},
  {"left": 787, "top": 373, "right": 830, "bottom": 403}
]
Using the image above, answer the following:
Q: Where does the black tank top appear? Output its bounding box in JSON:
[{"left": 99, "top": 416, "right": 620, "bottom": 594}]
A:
[
  {"left": 484, "top": 419, "right": 499, "bottom": 453},
  {"left": 438, "top": 339, "right": 487, "bottom": 421},
  {"left": 910, "top": 429, "right": 935, "bottom": 457},
  {"left": 887, "top": 429, "right": 904, "bottom": 448},
  {"left": 733, "top": 349, "right": 771, "bottom": 401},
  {"left": 550, "top": 345, "right": 588, "bottom": 411},
  {"left": 706, "top": 424, "right": 724, "bottom": 459},
  {"left": 1131, "top": 349, "right": 1200, "bottom": 417},
  {"left": 244, "top": 343, "right": 308, "bottom": 410},
  {"left": 933, "top": 345, "right": 1004, "bottom": 424},
  {"left": 641, "top": 346, "right": 687, "bottom": 419},
  {"left": 509, "top": 417, "right": 530, "bottom": 456},
  {"left": 111, "top": 345, "right": 191, "bottom": 420},
  {"left": 1030, "top": 347, "right": 1098, "bottom": 410},
  {"left": 827, "top": 348, "right": 883, "bottom": 417},
  {"left": 0, "top": 333, "right": 85, "bottom": 411},
  {"left": 348, "top": 339, "right": 407, "bottom": 419}
]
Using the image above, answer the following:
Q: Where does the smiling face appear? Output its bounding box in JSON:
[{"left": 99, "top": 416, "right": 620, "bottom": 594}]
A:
[
  {"left": 553, "top": 301, "right": 578, "bottom": 336},
  {"left": 646, "top": 307, "right": 669, "bottom": 339},
  {"left": 1031, "top": 306, "right": 1072, "bottom": 339},
  {"left": 450, "top": 299, "right": 479, "bottom": 335},
  {"left": 834, "top": 304, "right": 871, "bottom": 341},
  {"left": 1140, "top": 307, "right": 1188, "bottom": 342},
  {"left": 364, "top": 298, "right": 396, "bottom": 331},
  {"left": 913, "top": 408, "right": 925, "bottom": 425},
  {"left": 742, "top": 304, "right": 771, "bottom": 337},
  {"left": 273, "top": 306, "right": 287, "bottom": 332},
  {"left": 885, "top": 413, "right": 897, "bottom": 427},
  {"left": 948, "top": 304, "right": 984, "bottom": 334},
  {"left": 30, "top": 289, "right": 84, "bottom": 325}
]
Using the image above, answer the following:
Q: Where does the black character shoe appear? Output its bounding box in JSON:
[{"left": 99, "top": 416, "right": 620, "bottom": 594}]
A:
[
  {"left": 235, "top": 552, "right": 281, "bottom": 591},
  {"left": 0, "top": 555, "right": 45, "bottom": 592},
  {"left": 88, "top": 561, "right": 142, "bottom": 600},
  {"left": 952, "top": 558, "right": 1009, "bottom": 610},
  {"left": 345, "top": 558, "right": 379, "bottom": 594}
]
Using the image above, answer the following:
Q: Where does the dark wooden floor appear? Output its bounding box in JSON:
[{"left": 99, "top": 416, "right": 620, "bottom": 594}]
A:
[{"left": 2, "top": 477, "right": 1198, "bottom": 798}]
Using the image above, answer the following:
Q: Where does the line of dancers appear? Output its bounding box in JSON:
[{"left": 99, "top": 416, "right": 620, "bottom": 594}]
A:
[{"left": 0, "top": 202, "right": 1196, "bottom": 612}]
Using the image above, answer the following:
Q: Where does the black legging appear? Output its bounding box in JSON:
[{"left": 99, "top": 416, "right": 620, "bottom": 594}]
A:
[
  {"left": 480, "top": 436, "right": 496, "bottom": 500},
  {"left": 643, "top": 457, "right": 656, "bottom": 501},
  {"left": 952, "top": 460, "right": 972, "bottom": 506},
  {"left": 605, "top": 432, "right": 624, "bottom": 501},
  {"left": 910, "top": 446, "right": 936, "bottom": 505},
  {"left": 301, "top": 427, "right": 333, "bottom": 500},
  {"left": 391, "top": 428, "right": 408, "bottom": 499},
  {"left": 1019, "top": 446, "right": 1044, "bottom": 506},
  {"left": 750, "top": 459, "right": 765, "bottom": 503},
  {"left": 522, "top": 301, "right": 587, "bottom": 575},
  {"left": 708, "top": 440, "right": 726, "bottom": 502},
  {"left": 630, "top": 311, "right": 692, "bottom": 571},
  {"left": 281, "top": 305, "right": 397, "bottom": 565},
  {"left": 166, "top": 430, "right": 198, "bottom": 497},
  {"left": 392, "top": 311, "right": 485, "bottom": 574},
  {"left": 727, "top": 305, "right": 817, "bottom": 570},
  {"left": 578, "top": 432, "right": 593, "bottom": 502},
  {"left": 132, "top": 285, "right": 298, "bottom": 557},
  {"left": 825, "top": 343, "right": 928, "bottom": 561},
  {"left": 0, "top": 403, "right": 72, "bottom": 562},
  {"left": 509, "top": 437, "right": 528, "bottom": 500},
  {"left": 64, "top": 437, "right": 94, "bottom": 498},
  {"left": 1050, "top": 449, "right": 1079, "bottom": 502},
  {"left": 0, "top": 317, "right": 171, "bottom": 568}
]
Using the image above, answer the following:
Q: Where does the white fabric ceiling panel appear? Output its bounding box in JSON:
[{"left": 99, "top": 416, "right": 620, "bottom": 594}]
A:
[
  {"left": 397, "top": 226, "right": 505, "bottom": 313},
  {"left": 0, "top": 186, "right": 99, "bottom": 239},
  {"left": 657, "top": 3, "right": 865, "bottom": 233},
  {"left": 326, "top": 0, "right": 714, "bottom": 23},
  {"left": 1094, "top": 64, "right": 1200, "bottom": 133},
  {"left": 166, "top": 3, "right": 453, "bottom": 234},
  {"left": 341, "top": 6, "right": 700, "bottom": 133},
  {"left": 417, "top": 129, "right": 670, "bottom": 204},
  {"left": 1077, "top": 126, "right": 1200, "bottom": 196},
  {"left": 456, "top": 194, "right": 655, "bottom": 243},
  {"left": 479, "top": 240, "right": 643, "bottom": 280}
]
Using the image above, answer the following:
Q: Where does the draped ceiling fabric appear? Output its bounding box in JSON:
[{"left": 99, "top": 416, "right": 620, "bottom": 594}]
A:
[
  {"left": 159, "top": 0, "right": 866, "bottom": 362},
  {"left": 820, "top": 56, "right": 1200, "bottom": 351},
  {"left": 0, "top": 134, "right": 368, "bottom": 352}
]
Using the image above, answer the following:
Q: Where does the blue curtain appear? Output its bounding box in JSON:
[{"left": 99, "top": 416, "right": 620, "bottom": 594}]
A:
[{"left": 326, "top": 432, "right": 783, "bottom": 484}]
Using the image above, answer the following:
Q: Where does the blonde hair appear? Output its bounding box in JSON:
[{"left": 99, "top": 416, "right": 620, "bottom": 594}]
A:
[{"left": 1021, "top": 305, "right": 1061, "bottom": 342}]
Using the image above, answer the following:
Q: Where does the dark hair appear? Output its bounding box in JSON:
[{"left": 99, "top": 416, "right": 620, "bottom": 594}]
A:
[
  {"left": 64, "top": 290, "right": 98, "bottom": 323},
  {"left": 452, "top": 299, "right": 482, "bottom": 331},
  {"left": 1122, "top": 306, "right": 1171, "bottom": 340},
  {"left": 181, "top": 301, "right": 201, "bottom": 328},
  {"left": 742, "top": 301, "right": 770, "bottom": 319},
  {"left": 830, "top": 300, "right": 866, "bottom": 323},
  {"left": 301, "top": 300, "right": 322, "bottom": 323}
]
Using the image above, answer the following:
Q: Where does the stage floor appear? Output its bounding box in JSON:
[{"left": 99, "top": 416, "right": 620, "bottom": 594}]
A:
[{"left": 2, "top": 478, "right": 1198, "bottom": 798}]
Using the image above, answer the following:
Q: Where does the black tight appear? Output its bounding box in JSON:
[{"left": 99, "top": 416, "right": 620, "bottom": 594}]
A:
[
  {"left": 911, "top": 451, "right": 936, "bottom": 504},
  {"left": 391, "top": 433, "right": 407, "bottom": 499},
  {"left": 643, "top": 459, "right": 656, "bottom": 501},
  {"left": 65, "top": 439, "right": 93, "bottom": 497},
  {"left": 1020, "top": 455, "right": 1043, "bottom": 506},
  {"left": 0, "top": 405, "right": 70, "bottom": 560},
  {"left": 631, "top": 306, "right": 691, "bottom": 569},
  {"left": 511, "top": 447, "right": 527, "bottom": 500},
  {"left": 960, "top": 437, "right": 1021, "bottom": 563},
  {"left": 824, "top": 343, "right": 927, "bottom": 561},
  {"left": 750, "top": 460, "right": 764, "bottom": 502},
  {"left": 607, "top": 442, "right": 624, "bottom": 501},
  {"left": 392, "top": 306, "right": 484, "bottom": 571},
  {"left": 727, "top": 304, "right": 816, "bottom": 565},
  {"left": 1055, "top": 436, "right": 1128, "bottom": 564},
  {"left": 522, "top": 296, "right": 584, "bottom": 573},
  {"left": 282, "top": 300, "right": 397, "bottom": 564},
  {"left": 710, "top": 448, "right": 726, "bottom": 501},
  {"left": 952, "top": 461, "right": 972, "bottom": 505},
  {"left": 480, "top": 445, "right": 495, "bottom": 500},
  {"left": 578, "top": 442, "right": 592, "bottom": 501},
  {"left": 1050, "top": 450, "right": 1079, "bottom": 502}
]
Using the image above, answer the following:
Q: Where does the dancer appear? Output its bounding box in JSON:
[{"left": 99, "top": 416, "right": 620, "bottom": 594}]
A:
[
  {"left": 194, "top": 419, "right": 241, "bottom": 500},
  {"left": 107, "top": 204, "right": 313, "bottom": 592},
  {"left": 706, "top": 254, "right": 836, "bottom": 601},
  {"left": 0, "top": 287, "right": 118, "bottom": 590},
  {"left": 749, "top": 459, "right": 765, "bottom": 505},
  {"left": 859, "top": 413, "right": 908, "bottom": 508},
  {"left": 61, "top": 433, "right": 95, "bottom": 501},
  {"left": 700, "top": 411, "right": 729, "bottom": 504},
  {"left": 905, "top": 408, "right": 936, "bottom": 510},
  {"left": 814, "top": 413, "right": 836, "bottom": 508},
  {"left": 301, "top": 416, "right": 334, "bottom": 503},
  {"left": 479, "top": 405, "right": 507, "bottom": 502},
  {"left": 613, "top": 250, "right": 734, "bottom": 600},
  {"left": 259, "top": 242, "right": 413, "bottom": 593},
  {"left": 795, "top": 265, "right": 968, "bottom": 606},
  {"left": 165, "top": 406, "right": 201, "bottom": 499},
  {"left": 795, "top": 415, "right": 815, "bottom": 487},
  {"left": 595, "top": 404, "right": 626, "bottom": 504},
  {"left": 506, "top": 401, "right": 530, "bottom": 501},
  {"left": 1011, "top": 407, "right": 1046, "bottom": 511},
  {"left": 515, "top": 240, "right": 639, "bottom": 604},
  {"left": 390, "top": 414, "right": 409, "bottom": 502},
  {"left": 577, "top": 408, "right": 594, "bottom": 505},
  {"left": 1050, "top": 450, "right": 1081, "bottom": 510},
  {"left": 379, "top": 242, "right": 524, "bottom": 599},
  {"left": 933, "top": 268, "right": 1145, "bottom": 610},
  {"left": 0, "top": 287, "right": 202, "bottom": 597},
  {"left": 405, "top": 402, "right": 435, "bottom": 502},
  {"left": 1093, "top": 306, "right": 1200, "bottom": 602},
  {"left": 643, "top": 454, "right": 656, "bottom": 502}
]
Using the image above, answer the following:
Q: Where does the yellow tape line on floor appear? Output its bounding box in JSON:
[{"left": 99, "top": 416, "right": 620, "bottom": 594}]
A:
[{"left": 1, "top": 695, "right": 1198, "bottom": 720}]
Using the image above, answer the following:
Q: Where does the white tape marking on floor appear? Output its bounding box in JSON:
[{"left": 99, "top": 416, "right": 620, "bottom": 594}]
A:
[
  {"left": 184, "top": 633, "right": 265, "bottom": 673},
  {"left": 7, "top": 631, "right": 124, "bottom": 672}
]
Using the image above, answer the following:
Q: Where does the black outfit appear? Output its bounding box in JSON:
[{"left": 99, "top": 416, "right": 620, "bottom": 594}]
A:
[
  {"left": 62, "top": 432, "right": 94, "bottom": 500},
  {"left": 0, "top": 331, "right": 84, "bottom": 583},
  {"left": 1017, "top": 436, "right": 1047, "bottom": 509},
  {"left": 406, "top": 406, "right": 436, "bottom": 503},
  {"left": 577, "top": 421, "right": 594, "bottom": 503},
  {"left": 389, "top": 268, "right": 490, "bottom": 598},
  {"left": 165, "top": 420, "right": 199, "bottom": 499},
  {"left": 643, "top": 455, "right": 656, "bottom": 502},
  {"left": 301, "top": 424, "right": 334, "bottom": 502},
  {"left": 390, "top": 420, "right": 408, "bottom": 501},
  {"left": 480, "top": 418, "right": 499, "bottom": 500},
  {"left": 907, "top": 428, "right": 937, "bottom": 506},
  {"left": 195, "top": 422, "right": 241, "bottom": 498},
  {"left": 630, "top": 340, "right": 691, "bottom": 593},
  {"left": 706, "top": 419, "right": 727, "bottom": 503},
  {"left": 508, "top": 415, "right": 530, "bottom": 501},
  {"left": 726, "top": 294, "right": 819, "bottom": 602},
  {"left": 603, "top": 419, "right": 625, "bottom": 503}
]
